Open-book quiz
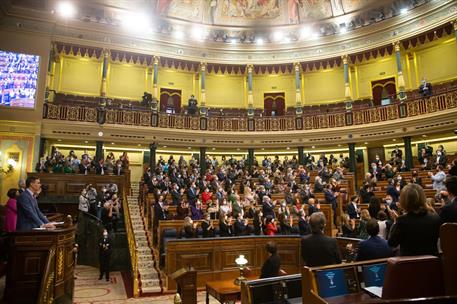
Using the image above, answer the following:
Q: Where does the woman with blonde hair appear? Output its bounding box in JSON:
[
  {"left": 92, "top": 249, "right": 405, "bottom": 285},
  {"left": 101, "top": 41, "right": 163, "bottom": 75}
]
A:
[
  {"left": 388, "top": 184, "right": 441, "bottom": 256},
  {"left": 182, "top": 216, "right": 197, "bottom": 238},
  {"left": 357, "top": 209, "right": 371, "bottom": 239}
]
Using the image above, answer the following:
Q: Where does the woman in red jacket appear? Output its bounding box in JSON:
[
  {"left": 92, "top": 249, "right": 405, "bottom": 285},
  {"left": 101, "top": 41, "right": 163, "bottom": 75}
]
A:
[
  {"left": 264, "top": 215, "right": 277, "bottom": 236},
  {"left": 201, "top": 187, "right": 212, "bottom": 208}
]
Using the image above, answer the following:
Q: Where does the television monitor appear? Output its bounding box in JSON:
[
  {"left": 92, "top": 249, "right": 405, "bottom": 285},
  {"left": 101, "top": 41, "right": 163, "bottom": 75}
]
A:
[
  {"left": 362, "top": 263, "right": 387, "bottom": 287},
  {"left": 316, "top": 268, "right": 349, "bottom": 298},
  {"left": 0, "top": 50, "right": 40, "bottom": 108}
]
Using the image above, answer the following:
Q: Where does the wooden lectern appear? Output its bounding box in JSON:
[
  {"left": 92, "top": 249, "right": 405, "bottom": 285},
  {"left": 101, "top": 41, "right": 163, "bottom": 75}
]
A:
[
  {"left": 5, "top": 225, "right": 76, "bottom": 304},
  {"left": 170, "top": 267, "right": 197, "bottom": 304}
]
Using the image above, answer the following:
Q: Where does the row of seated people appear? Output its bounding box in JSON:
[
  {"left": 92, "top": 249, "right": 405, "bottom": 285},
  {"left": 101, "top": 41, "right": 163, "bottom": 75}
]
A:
[
  {"left": 35, "top": 149, "right": 129, "bottom": 175},
  {"left": 154, "top": 173, "right": 457, "bottom": 265}
]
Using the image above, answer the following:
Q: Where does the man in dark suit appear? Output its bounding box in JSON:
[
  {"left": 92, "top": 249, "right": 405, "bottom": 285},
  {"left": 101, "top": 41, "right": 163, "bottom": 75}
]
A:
[
  {"left": 262, "top": 196, "right": 275, "bottom": 219},
  {"left": 98, "top": 229, "right": 112, "bottom": 281},
  {"left": 16, "top": 176, "right": 55, "bottom": 231},
  {"left": 386, "top": 179, "right": 400, "bottom": 202},
  {"left": 79, "top": 162, "right": 90, "bottom": 175},
  {"left": 440, "top": 176, "right": 457, "bottom": 223},
  {"left": 347, "top": 196, "right": 360, "bottom": 219},
  {"left": 298, "top": 210, "right": 310, "bottom": 236},
  {"left": 356, "top": 219, "right": 393, "bottom": 261},
  {"left": 170, "top": 183, "right": 181, "bottom": 206},
  {"left": 419, "top": 79, "right": 432, "bottom": 97},
  {"left": 301, "top": 212, "right": 341, "bottom": 267},
  {"left": 260, "top": 241, "right": 281, "bottom": 279},
  {"left": 187, "top": 182, "right": 199, "bottom": 205}
]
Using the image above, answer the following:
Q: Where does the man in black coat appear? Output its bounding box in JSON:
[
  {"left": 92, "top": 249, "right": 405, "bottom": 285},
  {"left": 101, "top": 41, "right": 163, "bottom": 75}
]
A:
[
  {"left": 260, "top": 241, "right": 281, "bottom": 279},
  {"left": 170, "top": 183, "right": 181, "bottom": 206},
  {"left": 440, "top": 176, "right": 457, "bottom": 223},
  {"left": 298, "top": 210, "right": 310, "bottom": 236},
  {"left": 301, "top": 212, "right": 341, "bottom": 267},
  {"left": 99, "top": 229, "right": 112, "bottom": 281}
]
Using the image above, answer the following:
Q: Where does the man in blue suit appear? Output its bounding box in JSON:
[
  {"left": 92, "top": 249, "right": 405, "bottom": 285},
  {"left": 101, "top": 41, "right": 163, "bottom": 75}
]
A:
[
  {"left": 356, "top": 219, "right": 393, "bottom": 261},
  {"left": 16, "top": 176, "right": 55, "bottom": 231}
]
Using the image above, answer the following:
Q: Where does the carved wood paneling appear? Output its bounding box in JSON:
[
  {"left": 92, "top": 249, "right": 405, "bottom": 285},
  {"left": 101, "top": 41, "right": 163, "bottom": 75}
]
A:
[{"left": 43, "top": 89, "right": 457, "bottom": 134}]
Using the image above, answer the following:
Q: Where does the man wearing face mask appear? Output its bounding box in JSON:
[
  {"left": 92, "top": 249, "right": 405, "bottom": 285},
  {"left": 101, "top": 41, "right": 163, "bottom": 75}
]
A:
[
  {"left": 98, "top": 229, "right": 112, "bottom": 281},
  {"left": 435, "top": 150, "right": 447, "bottom": 167}
]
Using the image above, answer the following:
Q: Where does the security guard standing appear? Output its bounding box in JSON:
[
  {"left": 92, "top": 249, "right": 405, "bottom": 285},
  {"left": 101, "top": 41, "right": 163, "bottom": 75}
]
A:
[{"left": 98, "top": 229, "right": 112, "bottom": 281}]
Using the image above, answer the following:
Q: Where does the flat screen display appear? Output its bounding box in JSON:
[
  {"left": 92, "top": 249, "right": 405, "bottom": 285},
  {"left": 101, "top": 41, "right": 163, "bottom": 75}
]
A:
[
  {"left": 362, "top": 263, "right": 386, "bottom": 287},
  {"left": 316, "top": 269, "right": 348, "bottom": 298},
  {"left": 0, "top": 50, "right": 40, "bottom": 108}
]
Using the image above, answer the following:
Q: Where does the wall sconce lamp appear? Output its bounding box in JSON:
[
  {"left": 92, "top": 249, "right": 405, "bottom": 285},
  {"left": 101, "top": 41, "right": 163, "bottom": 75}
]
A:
[
  {"left": 234, "top": 254, "right": 248, "bottom": 285},
  {"left": 0, "top": 159, "right": 16, "bottom": 175}
]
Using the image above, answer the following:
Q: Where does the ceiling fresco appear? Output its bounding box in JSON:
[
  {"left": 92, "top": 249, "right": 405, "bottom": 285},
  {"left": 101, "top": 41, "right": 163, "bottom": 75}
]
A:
[{"left": 155, "top": 0, "right": 378, "bottom": 26}]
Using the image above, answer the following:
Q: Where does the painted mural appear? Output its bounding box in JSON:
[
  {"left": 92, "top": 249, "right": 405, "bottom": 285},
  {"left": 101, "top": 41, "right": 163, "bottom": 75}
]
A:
[{"left": 155, "top": 0, "right": 379, "bottom": 25}]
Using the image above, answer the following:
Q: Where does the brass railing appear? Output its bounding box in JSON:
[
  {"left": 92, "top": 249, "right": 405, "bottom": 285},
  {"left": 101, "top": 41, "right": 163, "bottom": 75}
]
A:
[
  {"left": 122, "top": 191, "right": 139, "bottom": 297},
  {"left": 43, "top": 90, "right": 457, "bottom": 132}
]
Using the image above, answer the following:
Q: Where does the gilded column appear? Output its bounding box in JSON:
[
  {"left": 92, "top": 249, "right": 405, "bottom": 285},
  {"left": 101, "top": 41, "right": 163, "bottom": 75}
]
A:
[
  {"left": 150, "top": 56, "right": 159, "bottom": 112},
  {"left": 45, "top": 43, "right": 56, "bottom": 101},
  {"left": 342, "top": 55, "right": 353, "bottom": 111},
  {"left": 199, "top": 62, "right": 207, "bottom": 116},
  {"left": 294, "top": 62, "right": 303, "bottom": 115},
  {"left": 46, "top": 44, "right": 54, "bottom": 91},
  {"left": 342, "top": 55, "right": 352, "bottom": 102},
  {"left": 393, "top": 41, "right": 407, "bottom": 101},
  {"left": 247, "top": 64, "right": 254, "bottom": 117},
  {"left": 100, "top": 49, "right": 109, "bottom": 98},
  {"left": 152, "top": 56, "right": 159, "bottom": 99}
]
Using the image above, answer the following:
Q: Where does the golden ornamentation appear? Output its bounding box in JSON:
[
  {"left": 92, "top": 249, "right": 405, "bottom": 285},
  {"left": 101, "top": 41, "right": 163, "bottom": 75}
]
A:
[
  {"left": 238, "top": 118, "right": 247, "bottom": 131},
  {"left": 393, "top": 41, "right": 401, "bottom": 52},
  {"left": 159, "top": 115, "right": 168, "bottom": 128},
  {"left": 304, "top": 116, "right": 313, "bottom": 129},
  {"left": 341, "top": 55, "right": 348, "bottom": 65},
  {"left": 47, "top": 104, "right": 60, "bottom": 119},
  {"left": 123, "top": 111, "right": 134, "bottom": 125},
  {"left": 270, "top": 118, "right": 279, "bottom": 131},
  {"left": 207, "top": 118, "right": 217, "bottom": 131},
  {"left": 85, "top": 108, "right": 97, "bottom": 122},
  {"left": 105, "top": 110, "right": 116, "bottom": 124},
  {"left": 57, "top": 246, "right": 64, "bottom": 280},
  {"left": 139, "top": 113, "right": 151, "bottom": 126},
  {"left": 67, "top": 107, "right": 78, "bottom": 120},
  {"left": 175, "top": 116, "right": 184, "bottom": 129},
  {"left": 190, "top": 117, "right": 199, "bottom": 130}
]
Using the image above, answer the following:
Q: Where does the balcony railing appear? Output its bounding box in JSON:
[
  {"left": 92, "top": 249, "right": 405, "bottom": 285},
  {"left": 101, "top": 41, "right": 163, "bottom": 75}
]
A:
[{"left": 43, "top": 90, "right": 457, "bottom": 132}]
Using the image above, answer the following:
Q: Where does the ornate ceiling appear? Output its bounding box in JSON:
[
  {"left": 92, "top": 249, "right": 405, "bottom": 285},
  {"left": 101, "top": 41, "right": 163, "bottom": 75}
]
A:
[{"left": 1, "top": 0, "right": 456, "bottom": 64}]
